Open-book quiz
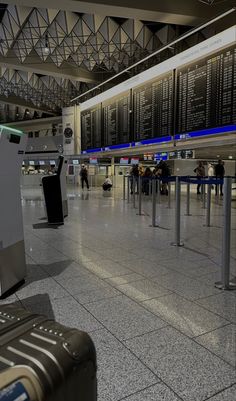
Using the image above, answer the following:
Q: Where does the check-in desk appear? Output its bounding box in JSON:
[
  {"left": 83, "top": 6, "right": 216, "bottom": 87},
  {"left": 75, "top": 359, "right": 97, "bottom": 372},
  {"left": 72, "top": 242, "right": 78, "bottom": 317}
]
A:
[{"left": 0, "top": 126, "right": 27, "bottom": 297}]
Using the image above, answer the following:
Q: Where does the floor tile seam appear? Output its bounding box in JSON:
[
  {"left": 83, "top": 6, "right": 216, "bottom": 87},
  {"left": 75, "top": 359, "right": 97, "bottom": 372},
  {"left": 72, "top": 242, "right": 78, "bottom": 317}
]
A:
[
  {"left": 29, "top": 228, "right": 82, "bottom": 248},
  {"left": 102, "top": 276, "right": 146, "bottom": 287},
  {"left": 68, "top": 291, "right": 173, "bottom": 376},
  {"left": 193, "top": 322, "right": 234, "bottom": 340},
  {"left": 160, "top": 285, "right": 236, "bottom": 321},
  {"left": 189, "top": 330, "right": 236, "bottom": 371},
  {"left": 202, "top": 382, "right": 236, "bottom": 401},
  {"left": 118, "top": 383, "right": 161, "bottom": 401},
  {"left": 151, "top": 265, "right": 221, "bottom": 282},
  {"left": 139, "top": 297, "right": 231, "bottom": 340},
  {"left": 114, "top": 287, "right": 175, "bottom": 303},
  {"left": 119, "top": 379, "right": 185, "bottom": 401},
  {"left": 80, "top": 284, "right": 174, "bottom": 330},
  {"left": 76, "top": 293, "right": 124, "bottom": 306},
  {"left": 130, "top": 301, "right": 236, "bottom": 368},
  {"left": 193, "top": 298, "right": 236, "bottom": 323},
  {"left": 144, "top": 276, "right": 218, "bottom": 303},
  {"left": 37, "top": 255, "right": 134, "bottom": 284},
  {"left": 118, "top": 261, "right": 174, "bottom": 278}
]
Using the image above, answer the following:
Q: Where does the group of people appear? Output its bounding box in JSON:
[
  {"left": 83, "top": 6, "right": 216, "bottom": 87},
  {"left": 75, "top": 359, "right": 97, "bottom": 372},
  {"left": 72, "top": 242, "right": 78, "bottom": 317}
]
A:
[
  {"left": 194, "top": 159, "right": 225, "bottom": 196},
  {"left": 130, "top": 160, "right": 171, "bottom": 196}
]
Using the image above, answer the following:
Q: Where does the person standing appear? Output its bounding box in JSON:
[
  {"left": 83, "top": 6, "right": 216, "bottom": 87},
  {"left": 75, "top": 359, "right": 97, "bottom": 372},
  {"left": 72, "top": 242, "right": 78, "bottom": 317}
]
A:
[
  {"left": 215, "top": 159, "right": 225, "bottom": 196},
  {"left": 80, "top": 164, "right": 89, "bottom": 190},
  {"left": 208, "top": 163, "right": 214, "bottom": 190},
  {"left": 194, "top": 161, "right": 205, "bottom": 194},
  {"left": 156, "top": 160, "right": 171, "bottom": 195},
  {"left": 130, "top": 164, "right": 139, "bottom": 194}
]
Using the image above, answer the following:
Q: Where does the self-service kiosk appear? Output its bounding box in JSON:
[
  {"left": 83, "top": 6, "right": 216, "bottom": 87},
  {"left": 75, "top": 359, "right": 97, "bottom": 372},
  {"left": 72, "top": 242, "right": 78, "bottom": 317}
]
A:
[
  {"left": 42, "top": 155, "right": 68, "bottom": 225},
  {"left": 0, "top": 125, "right": 27, "bottom": 297}
]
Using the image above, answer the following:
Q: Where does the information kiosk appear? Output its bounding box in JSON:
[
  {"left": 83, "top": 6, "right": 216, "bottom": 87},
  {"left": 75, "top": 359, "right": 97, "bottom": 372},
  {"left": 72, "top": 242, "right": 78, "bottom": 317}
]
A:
[
  {"left": 0, "top": 125, "right": 27, "bottom": 297},
  {"left": 42, "top": 155, "right": 68, "bottom": 225}
]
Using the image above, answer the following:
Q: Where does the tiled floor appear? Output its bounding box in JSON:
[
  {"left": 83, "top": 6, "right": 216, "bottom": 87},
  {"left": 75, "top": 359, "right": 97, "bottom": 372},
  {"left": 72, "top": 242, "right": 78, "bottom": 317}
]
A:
[{"left": 1, "top": 186, "right": 236, "bottom": 401}]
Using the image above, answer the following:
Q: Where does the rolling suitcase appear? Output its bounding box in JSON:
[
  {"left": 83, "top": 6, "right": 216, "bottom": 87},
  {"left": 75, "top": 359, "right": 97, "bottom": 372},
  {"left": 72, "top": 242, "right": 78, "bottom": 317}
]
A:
[{"left": 0, "top": 304, "right": 97, "bottom": 401}]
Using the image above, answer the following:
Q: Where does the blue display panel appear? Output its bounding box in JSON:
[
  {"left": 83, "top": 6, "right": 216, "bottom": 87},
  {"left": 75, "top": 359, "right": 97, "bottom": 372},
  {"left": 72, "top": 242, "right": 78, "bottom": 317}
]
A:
[{"left": 174, "top": 124, "right": 236, "bottom": 140}]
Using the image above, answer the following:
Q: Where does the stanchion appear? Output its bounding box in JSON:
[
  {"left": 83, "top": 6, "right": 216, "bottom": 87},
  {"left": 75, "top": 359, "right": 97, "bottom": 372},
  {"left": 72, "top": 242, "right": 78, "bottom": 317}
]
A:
[
  {"left": 157, "top": 179, "right": 160, "bottom": 204},
  {"left": 127, "top": 176, "right": 130, "bottom": 203},
  {"left": 123, "top": 175, "right": 126, "bottom": 200},
  {"left": 185, "top": 181, "right": 191, "bottom": 216},
  {"left": 168, "top": 182, "right": 171, "bottom": 208},
  {"left": 149, "top": 178, "right": 152, "bottom": 197},
  {"left": 215, "top": 177, "right": 236, "bottom": 290},
  {"left": 202, "top": 183, "right": 206, "bottom": 209},
  {"left": 137, "top": 175, "right": 145, "bottom": 216},
  {"left": 133, "top": 176, "right": 136, "bottom": 209},
  {"left": 204, "top": 183, "right": 211, "bottom": 227},
  {"left": 150, "top": 178, "right": 159, "bottom": 227},
  {"left": 171, "top": 176, "right": 184, "bottom": 246}
]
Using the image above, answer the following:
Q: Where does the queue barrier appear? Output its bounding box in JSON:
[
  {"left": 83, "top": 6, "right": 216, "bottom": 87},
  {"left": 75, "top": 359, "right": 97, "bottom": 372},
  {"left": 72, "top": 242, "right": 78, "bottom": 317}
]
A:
[{"left": 123, "top": 175, "right": 235, "bottom": 292}]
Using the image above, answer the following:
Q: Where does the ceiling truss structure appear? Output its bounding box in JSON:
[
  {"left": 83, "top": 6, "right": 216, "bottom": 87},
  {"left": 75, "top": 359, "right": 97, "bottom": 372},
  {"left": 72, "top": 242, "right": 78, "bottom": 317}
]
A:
[{"left": 0, "top": 4, "right": 191, "bottom": 122}]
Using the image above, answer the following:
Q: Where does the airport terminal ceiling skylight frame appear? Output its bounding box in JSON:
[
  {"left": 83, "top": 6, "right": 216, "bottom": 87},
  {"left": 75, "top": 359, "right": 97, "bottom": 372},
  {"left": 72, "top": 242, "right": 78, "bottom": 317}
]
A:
[{"left": 72, "top": 7, "right": 236, "bottom": 107}]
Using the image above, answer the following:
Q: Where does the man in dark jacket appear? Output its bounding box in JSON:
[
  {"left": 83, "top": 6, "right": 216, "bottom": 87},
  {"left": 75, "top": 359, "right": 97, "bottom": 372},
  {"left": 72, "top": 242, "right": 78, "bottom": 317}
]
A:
[
  {"left": 215, "top": 160, "right": 225, "bottom": 196},
  {"left": 157, "top": 160, "right": 171, "bottom": 195},
  {"left": 80, "top": 164, "right": 89, "bottom": 190}
]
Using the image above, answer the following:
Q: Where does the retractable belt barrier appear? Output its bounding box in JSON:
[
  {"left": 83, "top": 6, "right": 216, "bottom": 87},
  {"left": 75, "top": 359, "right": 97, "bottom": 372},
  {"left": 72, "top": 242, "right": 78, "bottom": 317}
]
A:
[{"left": 124, "top": 175, "right": 235, "bottom": 292}]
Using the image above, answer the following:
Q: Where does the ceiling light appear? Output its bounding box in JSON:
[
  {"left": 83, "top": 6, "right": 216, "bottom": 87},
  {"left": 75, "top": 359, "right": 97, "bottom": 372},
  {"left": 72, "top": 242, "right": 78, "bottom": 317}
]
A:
[
  {"left": 217, "top": 154, "right": 220, "bottom": 157},
  {"left": 44, "top": 34, "right": 50, "bottom": 55},
  {"left": 228, "top": 155, "right": 233, "bottom": 159},
  {"left": 44, "top": 46, "right": 50, "bottom": 55}
]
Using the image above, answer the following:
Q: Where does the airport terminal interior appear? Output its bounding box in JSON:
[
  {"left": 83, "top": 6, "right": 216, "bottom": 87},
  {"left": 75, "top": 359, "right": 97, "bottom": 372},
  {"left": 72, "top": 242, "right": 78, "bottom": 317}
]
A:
[{"left": 0, "top": 0, "right": 236, "bottom": 400}]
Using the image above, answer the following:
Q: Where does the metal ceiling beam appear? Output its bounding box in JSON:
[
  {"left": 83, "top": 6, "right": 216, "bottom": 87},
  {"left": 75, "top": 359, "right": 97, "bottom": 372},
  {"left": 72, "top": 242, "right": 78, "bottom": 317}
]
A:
[
  {"left": 4, "top": 116, "right": 62, "bottom": 131},
  {"left": 4, "top": 0, "right": 235, "bottom": 25},
  {"left": 0, "top": 95, "right": 57, "bottom": 115},
  {"left": 0, "top": 51, "right": 98, "bottom": 83}
]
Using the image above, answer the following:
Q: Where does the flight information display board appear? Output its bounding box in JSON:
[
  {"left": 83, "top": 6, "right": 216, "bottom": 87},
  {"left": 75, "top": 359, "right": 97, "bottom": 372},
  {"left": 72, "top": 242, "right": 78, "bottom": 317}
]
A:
[
  {"left": 133, "top": 73, "right": 173, "bottom": 140},
  {"left": 81, "top": 106, "right": 101, "bottom": 150},
  {"left": 103, "top": 92, "right": 130, "bottom": 146},
  {"left": 176, "top": 45, "right": 236, "bottom": 134}
]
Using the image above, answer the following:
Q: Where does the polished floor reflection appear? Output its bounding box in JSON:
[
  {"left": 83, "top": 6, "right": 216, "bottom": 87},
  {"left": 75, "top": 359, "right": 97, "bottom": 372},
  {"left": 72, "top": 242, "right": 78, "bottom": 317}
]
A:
[{"left": 1, "top": 185, "right": 236, "bottom": 401}]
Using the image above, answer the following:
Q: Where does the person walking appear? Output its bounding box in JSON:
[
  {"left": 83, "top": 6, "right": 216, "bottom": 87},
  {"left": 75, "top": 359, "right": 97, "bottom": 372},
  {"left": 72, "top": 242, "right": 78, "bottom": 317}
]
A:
[
  {"left": 194, "top": 161, "right": 205, "bottom": 194},
  {"left": 215, "top": 159, "right": 225, "bottom": 196},
  {"left": 80, "top": 164, "right": 89, "bottom": 190}
]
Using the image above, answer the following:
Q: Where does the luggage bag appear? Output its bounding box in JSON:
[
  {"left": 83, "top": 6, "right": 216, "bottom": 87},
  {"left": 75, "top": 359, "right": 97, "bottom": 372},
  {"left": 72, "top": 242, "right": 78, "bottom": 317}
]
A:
[{"left": 0, "top": 304, "right": 97, "bottom": 401}]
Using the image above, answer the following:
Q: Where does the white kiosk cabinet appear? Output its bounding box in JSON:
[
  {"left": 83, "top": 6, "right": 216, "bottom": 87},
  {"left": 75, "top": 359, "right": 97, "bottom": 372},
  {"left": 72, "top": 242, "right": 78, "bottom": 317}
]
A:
[{"left": 0, "top": 125, "right": 27, "bottom": 297}]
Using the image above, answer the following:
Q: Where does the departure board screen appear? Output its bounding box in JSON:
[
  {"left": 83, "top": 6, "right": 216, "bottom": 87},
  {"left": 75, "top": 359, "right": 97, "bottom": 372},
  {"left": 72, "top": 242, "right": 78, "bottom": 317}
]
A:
[
  {"left": 103, "top": 92, "right": 130, "bottom": 146},
  {"left": 176, "top": 45, "right": 236, "bottom": 134},
  {"left": 81, "top": 106, "right": 101, "bottom": 150},
  {"left": 133, "top": 73, "right": 173, "bottom": 141}
]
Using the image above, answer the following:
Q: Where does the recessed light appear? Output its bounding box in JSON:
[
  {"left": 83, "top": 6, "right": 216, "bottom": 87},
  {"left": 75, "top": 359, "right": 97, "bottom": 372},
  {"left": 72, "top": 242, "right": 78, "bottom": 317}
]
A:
[
  {"left": 216, "top": 155, "right": 220, "bottom": 157},
  {"left": 228, "top": 155, "right": 233, "bottom": 159}
]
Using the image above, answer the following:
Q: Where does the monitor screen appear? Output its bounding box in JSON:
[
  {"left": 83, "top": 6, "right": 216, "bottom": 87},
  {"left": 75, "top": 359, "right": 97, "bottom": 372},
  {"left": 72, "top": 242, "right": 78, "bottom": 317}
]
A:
[
  {"left": 39, "top": 161, "right": 45, "bottom": 165},
  {"left": 120, "top": 157, "right": 129, "bottom": 165},
  {"left": 29, "top": 161, "right": 35, "bottom": 166},
  {"left": 50, "top": 160, "right": 56, "bottom": 165},
  {"left": 89, "top": 157, "right": 98, "bottom": 164},
  {"left": 73, "top": 160, "right": 79, "bottom": 165},
  {"left": 154, "top": 152, "right": 168, "bottom": 161},
  {"left": 130, "top": 157, "right": 139, "bottom": 165}
]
